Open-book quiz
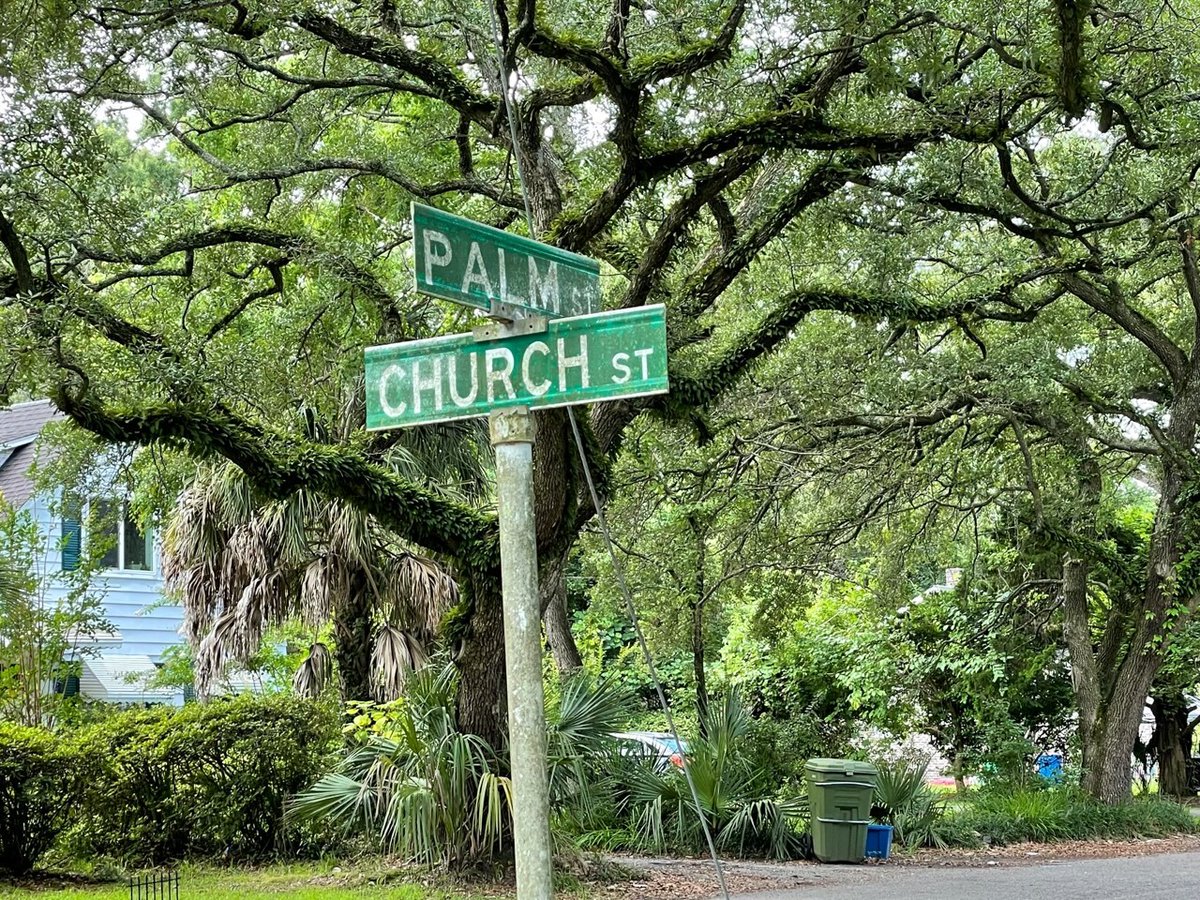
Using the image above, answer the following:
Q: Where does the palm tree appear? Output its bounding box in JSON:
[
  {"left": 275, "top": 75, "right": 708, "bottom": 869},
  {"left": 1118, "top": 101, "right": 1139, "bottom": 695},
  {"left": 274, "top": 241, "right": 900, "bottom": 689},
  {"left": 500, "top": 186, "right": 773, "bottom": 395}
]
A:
[{"left": 162, "top": 411, "right": 488, "bottom": 702}]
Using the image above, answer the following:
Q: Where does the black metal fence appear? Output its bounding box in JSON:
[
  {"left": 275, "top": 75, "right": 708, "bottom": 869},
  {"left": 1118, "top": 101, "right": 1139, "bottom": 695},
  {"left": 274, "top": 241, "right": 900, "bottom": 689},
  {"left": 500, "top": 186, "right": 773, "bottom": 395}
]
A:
[{"left": 129, "top": 870, "right": 179, "bottom": 900}]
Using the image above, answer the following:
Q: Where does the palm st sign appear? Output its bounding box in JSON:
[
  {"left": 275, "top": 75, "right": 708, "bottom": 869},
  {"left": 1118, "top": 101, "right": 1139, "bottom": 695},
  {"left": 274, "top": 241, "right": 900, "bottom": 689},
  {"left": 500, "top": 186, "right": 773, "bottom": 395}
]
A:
[
  {"left": 413, "top": 203, "right": 600, "bottom": 319},
  {"left": 367, "top": 205, "right": 668, "bottom": 900}
]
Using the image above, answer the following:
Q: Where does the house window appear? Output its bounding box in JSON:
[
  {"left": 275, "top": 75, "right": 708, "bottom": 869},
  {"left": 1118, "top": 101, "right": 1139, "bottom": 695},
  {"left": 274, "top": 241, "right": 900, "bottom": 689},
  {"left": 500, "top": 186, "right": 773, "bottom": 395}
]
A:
[{"left": 94, "top": 500, "right": 152, "bottom": 572}]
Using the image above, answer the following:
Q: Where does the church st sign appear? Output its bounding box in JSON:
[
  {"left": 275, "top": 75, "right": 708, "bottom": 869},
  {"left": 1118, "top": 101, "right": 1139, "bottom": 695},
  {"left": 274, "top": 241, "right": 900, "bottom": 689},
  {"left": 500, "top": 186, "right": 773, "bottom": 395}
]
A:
[{"left": 365, "top": 305, "right": 668, "bottom": 430}]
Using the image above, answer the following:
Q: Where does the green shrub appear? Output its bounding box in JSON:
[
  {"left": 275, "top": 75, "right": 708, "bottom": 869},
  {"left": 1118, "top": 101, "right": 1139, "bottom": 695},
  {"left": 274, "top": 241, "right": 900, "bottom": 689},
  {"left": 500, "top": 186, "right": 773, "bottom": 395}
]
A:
[
  {"left": 291, "top": 665, "right": 630, "bottom": 868},
  {"left": 72, "top": 693, "right": 339, "bottom": 864},
  {"left": 947, "top": 787, "right": 1198, "bottom": 847},
  {"left": 871, "top": 756, "right": 949, "bottom": 849},
  {"left": 0, "top": 723, "right": 86, "bottom": 874},
  {"left": 611, "top": 692, "right": 810, "bottom": 860},
  {"left": 741, "top": 715, "right": 848, "bottom": 791}
]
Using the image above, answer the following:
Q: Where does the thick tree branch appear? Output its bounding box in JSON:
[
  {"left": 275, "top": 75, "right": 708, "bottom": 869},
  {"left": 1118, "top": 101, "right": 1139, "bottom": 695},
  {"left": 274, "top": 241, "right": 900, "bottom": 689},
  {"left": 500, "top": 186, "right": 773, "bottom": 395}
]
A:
[{"left": 52, "top": 389, "right": 499, "bottom": 569}]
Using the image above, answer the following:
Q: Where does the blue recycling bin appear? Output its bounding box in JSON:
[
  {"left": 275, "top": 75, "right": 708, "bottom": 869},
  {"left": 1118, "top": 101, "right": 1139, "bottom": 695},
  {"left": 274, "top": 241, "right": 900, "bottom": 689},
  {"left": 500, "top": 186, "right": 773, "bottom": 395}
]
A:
[
  {"left": 1036, "top": 754, "right": 1063, "bottom": 782},
  {"left": 865, "top": 824, "right": 893, "bottom": 859}
]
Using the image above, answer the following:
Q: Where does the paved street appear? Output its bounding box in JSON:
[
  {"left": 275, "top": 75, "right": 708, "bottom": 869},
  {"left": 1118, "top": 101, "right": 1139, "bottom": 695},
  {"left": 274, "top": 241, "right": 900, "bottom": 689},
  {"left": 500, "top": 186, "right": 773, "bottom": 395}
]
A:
[{"left": 726, "top": 851, "right": 1200, "bottom": 899}]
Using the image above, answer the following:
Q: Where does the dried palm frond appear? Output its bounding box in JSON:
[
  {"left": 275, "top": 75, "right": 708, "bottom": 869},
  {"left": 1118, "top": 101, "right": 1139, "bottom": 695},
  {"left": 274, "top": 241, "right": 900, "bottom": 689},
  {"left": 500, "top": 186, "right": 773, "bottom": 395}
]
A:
[
  {"left": 210, "top": 462, "right": 256, "bottom": 527},
  {"left": 371, "top": 625, "right": 429, "bottom": 701},
  {"left": 162, "top": 484, "right": 224, "bottom": 581},
  {"left": 263, "top": 490, "right": 314, "bottom": 566},
  {"left": 195, "top": 609, "right": 239, "bottom": 698},
  {"left": 300, "top": 554, "right": 346, "bottom": 626},
  {"left": 293, "top": 642, "right": 333, "bottom": 699},
  {"left": 385, "top": 553, "right": 457, "bottom": 643},
  {"left": 180, "top": 560, "right": 221, "bottom": 645},
  {"left": 163, "top": 444, "right": 463, "bottom": 702},
  {"left": 327, "top": 500, "right": 373, "bottom": 570}
]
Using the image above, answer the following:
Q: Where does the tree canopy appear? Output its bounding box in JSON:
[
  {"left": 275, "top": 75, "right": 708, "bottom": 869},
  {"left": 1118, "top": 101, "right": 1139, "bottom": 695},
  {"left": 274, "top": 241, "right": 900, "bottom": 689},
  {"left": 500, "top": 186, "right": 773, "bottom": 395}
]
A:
[{"left": 4, "top": 0, "right": 1200, "bottom": 799}]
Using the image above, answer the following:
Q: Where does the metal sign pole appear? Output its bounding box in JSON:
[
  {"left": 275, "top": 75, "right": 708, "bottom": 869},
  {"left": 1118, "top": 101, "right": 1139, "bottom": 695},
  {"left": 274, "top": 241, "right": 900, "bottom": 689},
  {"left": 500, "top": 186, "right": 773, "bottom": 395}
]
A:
[{"left": 490, "top": 402, "right": 552, "bottom": 898}]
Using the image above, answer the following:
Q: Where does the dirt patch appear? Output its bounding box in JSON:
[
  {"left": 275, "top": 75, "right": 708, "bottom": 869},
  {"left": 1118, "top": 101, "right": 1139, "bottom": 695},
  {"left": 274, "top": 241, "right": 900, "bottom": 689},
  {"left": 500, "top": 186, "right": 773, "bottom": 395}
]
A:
[{"left": 599, "top": 855, "right": 818, "bottom": 899}]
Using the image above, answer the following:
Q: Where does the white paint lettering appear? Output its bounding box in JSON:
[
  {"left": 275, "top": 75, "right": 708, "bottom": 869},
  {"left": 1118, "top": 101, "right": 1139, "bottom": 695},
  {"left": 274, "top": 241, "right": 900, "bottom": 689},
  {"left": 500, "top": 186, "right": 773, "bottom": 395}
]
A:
[
  {"left": 557, "top": 335, "right": 589, "bottom": 391},
  {"left": 485, "top": 347, "right": 517, "bottom": 402},
  {"left": 528, "top": 257, "right": 560, "bottom": 314},
  {"left": 379, "top": 365, "right": 407, "bottom": 417},
  {"left": 410, "top": 357, "right": 443, "bottom": 414},
  {"left": 634, "top": 347, "right": 654, "bottom": 380},
  {"left": 498, "top": 249, "right": 525, "bottom": 307},
  {"left": 461, "top": 241, "right": 494, "bottom": 298},
  {"left": 610, "top": 351, "right": 631, "bottom": 384},
  {"left": 422, "top": 229, "right": 452, "bottom": 286},
  {"left": 448, "top": 352, "right": 479, "bottom": 407},
  {"left": 522, "top": 341, "right": 552, "bottom": 397}
]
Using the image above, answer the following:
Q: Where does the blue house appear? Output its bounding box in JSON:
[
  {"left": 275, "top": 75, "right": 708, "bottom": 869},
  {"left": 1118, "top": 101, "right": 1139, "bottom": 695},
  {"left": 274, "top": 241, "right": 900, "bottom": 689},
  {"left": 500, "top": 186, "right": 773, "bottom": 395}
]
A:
[{"left": 0, "top": 400, "right": 185, "bottom": 705}]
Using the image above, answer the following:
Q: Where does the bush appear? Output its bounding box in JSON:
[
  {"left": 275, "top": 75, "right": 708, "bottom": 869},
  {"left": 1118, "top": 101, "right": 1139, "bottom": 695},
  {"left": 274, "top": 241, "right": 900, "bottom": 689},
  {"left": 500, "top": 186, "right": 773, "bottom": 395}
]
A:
[
  {"left": 291, "top": 665, "right": 630, "bottom": 868},
  {"left": 608, "top": 693, "right": 810, "bottom": 860},
  {"left": 71, "top": 693, "right": 339, "bottom": 864},
  {"left": 946, "top": 787, "right": 1198, "bottom": 847},
  {"left": 871, "top": 756, "right": 949, "bottom": 849},
  {"left": 741, "top": 714, "right": 849, "bottom": 791},
  {"left": 0, "top": 723, "right": 86, "bottom": 874}
]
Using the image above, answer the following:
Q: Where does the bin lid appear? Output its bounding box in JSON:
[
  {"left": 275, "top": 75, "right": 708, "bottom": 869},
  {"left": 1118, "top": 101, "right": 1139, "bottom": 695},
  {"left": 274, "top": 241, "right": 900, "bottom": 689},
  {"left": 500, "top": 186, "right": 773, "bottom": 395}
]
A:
[{"left": 804, "top": 758, "right": 878, "bottom": 776}]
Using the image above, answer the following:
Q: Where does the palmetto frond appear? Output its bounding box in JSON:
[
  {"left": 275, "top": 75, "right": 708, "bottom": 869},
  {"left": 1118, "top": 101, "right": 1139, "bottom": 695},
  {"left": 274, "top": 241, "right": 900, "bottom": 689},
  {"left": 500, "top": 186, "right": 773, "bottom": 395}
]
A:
[
  {"left": 293, "top": 642, "right": 333, "bottom": 699},
  {"left": 289, "top": 663, "right": 507, "bottom": 865},
  {"left": 371, "top": 625, "right": 429, "bottom": 701}
]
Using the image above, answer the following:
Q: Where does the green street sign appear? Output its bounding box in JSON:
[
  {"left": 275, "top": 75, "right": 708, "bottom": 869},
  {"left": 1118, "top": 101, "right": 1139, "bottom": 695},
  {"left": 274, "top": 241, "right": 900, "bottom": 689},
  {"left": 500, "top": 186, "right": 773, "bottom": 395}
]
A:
[
  {"left": 412, "top": 203, "right": 600, "bottom": 318},
  {"left": 365, "top": 305, "right": 668, "bottom": 430}
]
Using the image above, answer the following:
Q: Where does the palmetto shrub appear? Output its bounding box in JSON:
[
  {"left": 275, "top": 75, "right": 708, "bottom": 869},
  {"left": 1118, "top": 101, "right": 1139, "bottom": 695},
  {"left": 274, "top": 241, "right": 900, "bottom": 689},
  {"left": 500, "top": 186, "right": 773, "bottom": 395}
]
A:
[
  {"left": 290, "top": 664, "right": 630, "bottom": 866},
  {"left": 609, "top": 692, "right": 809, "bottom": 860},
  {"left": 871, "top": 755, "right": 949, "bottom": 849}
]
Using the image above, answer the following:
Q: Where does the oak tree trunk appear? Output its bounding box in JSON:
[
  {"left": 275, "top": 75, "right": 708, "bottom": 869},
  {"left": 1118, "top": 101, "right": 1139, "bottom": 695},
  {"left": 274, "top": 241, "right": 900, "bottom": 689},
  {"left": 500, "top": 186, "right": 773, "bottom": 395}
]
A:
[
  {"left": 1151, "top": 694, "right": 1193, "bottom": 798},
  {"left": 454, "top": 573, "right": 508, "bottom": 748},
  {"left": 543, "top": 554, "right": 583, "bottom": 672},
  {"left": 1080, "top": 660, "right": 1157, "bottom": 804}
]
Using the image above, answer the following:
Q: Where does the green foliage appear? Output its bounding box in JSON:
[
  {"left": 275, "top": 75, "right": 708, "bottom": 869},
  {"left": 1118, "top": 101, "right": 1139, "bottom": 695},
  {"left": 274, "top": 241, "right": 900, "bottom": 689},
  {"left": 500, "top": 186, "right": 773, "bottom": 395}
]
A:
[
  {"left": 739, "top": 716, "right": 850, "bottom": 792},
  {"left": 946, "top": 788, "right": 1198, "bottom": 847},
  {"left": 870, "top": 756, "right": 948, "bottom": 849},
  {"left": 71, "top": 694, "right": 339, "bottom": 864},
  {"left": 0, "top": 508, "right": 111, "bottom": 729},
  {"left": 611, "top": 693, "right": 809, "bottom": 860},
  {"left": 0, "top": 723, "right": 86, "bottom": 874},
  {"left": 291, "top": 665, "right": 509, "bottom": 867},
  {"left": 292, "top": 664, "right": 629, "bottom": 867}
]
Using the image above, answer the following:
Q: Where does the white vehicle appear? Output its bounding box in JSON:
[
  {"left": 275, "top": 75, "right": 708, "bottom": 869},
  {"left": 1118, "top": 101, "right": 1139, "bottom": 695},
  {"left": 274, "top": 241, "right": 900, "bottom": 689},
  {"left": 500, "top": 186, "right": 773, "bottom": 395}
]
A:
[{"left": 611, "top": 731, "right": 689, "bottom": 771}]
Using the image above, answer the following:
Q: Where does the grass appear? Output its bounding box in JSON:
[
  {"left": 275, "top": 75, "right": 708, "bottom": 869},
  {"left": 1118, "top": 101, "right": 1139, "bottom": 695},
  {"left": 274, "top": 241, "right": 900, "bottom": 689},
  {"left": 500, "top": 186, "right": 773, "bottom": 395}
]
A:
[
  {"left": 0, "top": 862, "right": 529, "bottom": 899},
  {"left": 942, "top": 788, "right": 1200, "bottom": 848}
]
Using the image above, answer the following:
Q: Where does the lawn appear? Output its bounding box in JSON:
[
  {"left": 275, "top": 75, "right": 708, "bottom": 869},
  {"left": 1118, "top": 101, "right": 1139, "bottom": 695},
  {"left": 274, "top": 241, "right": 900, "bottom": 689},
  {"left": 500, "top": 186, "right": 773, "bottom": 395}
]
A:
[{"left": 0, "top": 863, "right": 520, "bottom": 899}]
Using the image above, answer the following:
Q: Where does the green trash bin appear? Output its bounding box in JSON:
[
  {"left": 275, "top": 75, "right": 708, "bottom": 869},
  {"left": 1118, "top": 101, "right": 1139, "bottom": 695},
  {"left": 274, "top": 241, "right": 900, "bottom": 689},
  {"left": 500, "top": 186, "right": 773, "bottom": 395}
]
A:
[{"left": 805, "top": 758, "right": 878, "bottom": 863}]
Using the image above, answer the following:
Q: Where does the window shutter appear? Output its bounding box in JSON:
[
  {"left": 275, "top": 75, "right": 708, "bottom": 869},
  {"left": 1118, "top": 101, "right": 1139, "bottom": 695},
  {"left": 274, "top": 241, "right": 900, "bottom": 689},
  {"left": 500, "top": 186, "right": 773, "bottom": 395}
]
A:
[{"left": 61, "top": 516, "right": 82, "bottom": 571}]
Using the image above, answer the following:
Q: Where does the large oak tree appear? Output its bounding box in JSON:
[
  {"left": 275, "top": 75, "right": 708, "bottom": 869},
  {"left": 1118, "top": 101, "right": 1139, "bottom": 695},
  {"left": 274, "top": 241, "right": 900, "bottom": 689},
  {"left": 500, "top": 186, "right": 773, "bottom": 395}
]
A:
[{"left": 4, "top": 0, "right": 1196, "bottom": 804}]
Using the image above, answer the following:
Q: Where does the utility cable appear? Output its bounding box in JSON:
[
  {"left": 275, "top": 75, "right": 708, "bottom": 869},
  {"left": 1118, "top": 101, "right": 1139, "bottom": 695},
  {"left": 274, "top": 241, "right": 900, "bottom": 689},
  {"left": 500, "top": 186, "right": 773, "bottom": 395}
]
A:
[{"left": 482, "top": 7, "right": 730, "bottom": 898}]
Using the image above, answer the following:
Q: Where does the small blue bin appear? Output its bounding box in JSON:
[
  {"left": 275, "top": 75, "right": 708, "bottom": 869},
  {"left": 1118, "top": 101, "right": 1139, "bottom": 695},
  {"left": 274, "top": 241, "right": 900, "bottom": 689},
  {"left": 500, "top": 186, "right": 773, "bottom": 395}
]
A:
[
  {"left": 1037, "top": 754, "right": 1063, "bottom": 782},
  {"left": 865, "top": 824, "right": 893, "bottom": 859}
]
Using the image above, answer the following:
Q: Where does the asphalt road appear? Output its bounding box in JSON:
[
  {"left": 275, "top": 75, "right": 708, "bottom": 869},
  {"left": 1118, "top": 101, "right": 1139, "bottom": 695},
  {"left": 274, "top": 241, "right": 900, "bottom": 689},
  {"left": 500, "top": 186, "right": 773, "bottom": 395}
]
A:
[{"left": 728, "top": 851, "right": 1200, "bottom": 899}]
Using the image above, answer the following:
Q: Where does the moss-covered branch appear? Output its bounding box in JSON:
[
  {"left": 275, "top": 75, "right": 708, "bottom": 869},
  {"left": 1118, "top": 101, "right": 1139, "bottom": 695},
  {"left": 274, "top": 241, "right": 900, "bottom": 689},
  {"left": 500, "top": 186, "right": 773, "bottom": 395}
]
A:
[{"left": 51, "top": 389, "right": 500, "bottom": 572}]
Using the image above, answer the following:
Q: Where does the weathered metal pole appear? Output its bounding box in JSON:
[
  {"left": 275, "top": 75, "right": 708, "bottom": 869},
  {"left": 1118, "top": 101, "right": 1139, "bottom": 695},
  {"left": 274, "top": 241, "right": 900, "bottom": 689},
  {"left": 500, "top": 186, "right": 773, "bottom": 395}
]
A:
[{"left": 490, "top": 406, "right": 553, "bottom": 900}]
